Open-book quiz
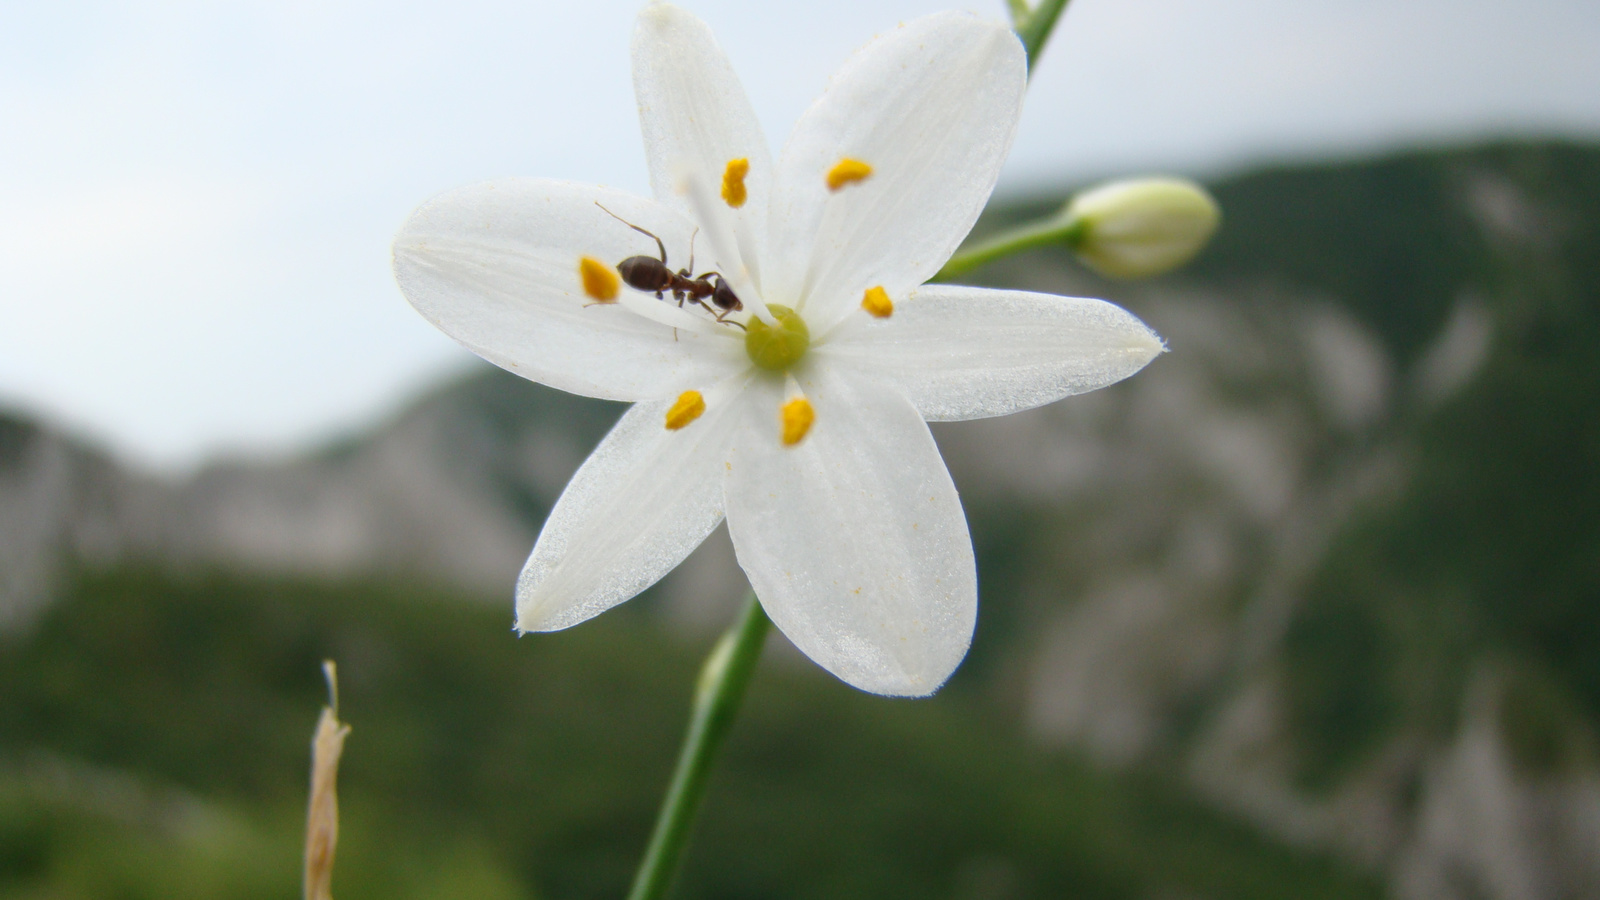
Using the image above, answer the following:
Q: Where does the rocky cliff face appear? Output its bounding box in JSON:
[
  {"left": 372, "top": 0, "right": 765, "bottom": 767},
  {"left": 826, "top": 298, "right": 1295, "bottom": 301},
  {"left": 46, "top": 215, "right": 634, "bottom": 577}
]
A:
[
  {"left": 0, "top": 375, "right": 612, "bottom": 623},
  {"left": 3, "top": 141, "right": 1597, "bottom": 900}
]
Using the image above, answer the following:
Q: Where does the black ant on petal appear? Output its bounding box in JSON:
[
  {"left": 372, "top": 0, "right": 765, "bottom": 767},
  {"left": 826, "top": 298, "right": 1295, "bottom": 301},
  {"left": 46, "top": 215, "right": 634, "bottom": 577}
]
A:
[{"left": 595, "top": 203, "right": 745, "bottom": 327}]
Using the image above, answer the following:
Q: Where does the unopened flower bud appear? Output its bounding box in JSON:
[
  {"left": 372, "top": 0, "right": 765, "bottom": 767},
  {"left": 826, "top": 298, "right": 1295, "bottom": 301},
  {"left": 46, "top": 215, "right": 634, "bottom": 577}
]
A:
[{"left": 1063, "top": 178, "right": 1220, "bottom": 279}]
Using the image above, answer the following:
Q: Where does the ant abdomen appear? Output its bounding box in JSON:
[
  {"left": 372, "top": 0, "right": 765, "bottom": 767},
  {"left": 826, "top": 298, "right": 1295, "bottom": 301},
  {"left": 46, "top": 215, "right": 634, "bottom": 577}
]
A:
[{"left": 618, "top": 255, "right": 674, "bottom": 294}]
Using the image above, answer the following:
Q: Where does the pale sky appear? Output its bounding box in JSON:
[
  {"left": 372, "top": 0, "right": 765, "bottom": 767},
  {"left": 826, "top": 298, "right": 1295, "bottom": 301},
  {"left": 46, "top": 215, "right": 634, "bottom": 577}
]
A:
[{"left": 3, "top": 0, "right": 1597, "bottom": 471}]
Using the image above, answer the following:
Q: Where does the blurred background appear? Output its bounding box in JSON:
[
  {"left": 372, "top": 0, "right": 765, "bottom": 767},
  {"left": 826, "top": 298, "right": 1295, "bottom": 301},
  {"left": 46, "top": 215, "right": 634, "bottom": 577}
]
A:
[{"left": 3, "top": 1, "right": 1599, "bottom": 898}]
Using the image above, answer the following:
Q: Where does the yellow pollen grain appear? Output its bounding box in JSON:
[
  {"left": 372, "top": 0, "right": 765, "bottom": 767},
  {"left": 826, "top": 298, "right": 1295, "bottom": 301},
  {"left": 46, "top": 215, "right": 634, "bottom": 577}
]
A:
[
  {"left": 780, "top": 397, "right": 815, "bottom": 446},
  {"left": 664, "top": 391, "right": 706, "bottom": 430},
  {"left": 579, "top": 256, "right": 619, "bottom": 302},
  {"left": 861, "top": 285, "right": 893, "bottom": 318},
  {"left": 826, "top": 158, "right": 873, "bottom": 191},
  {"left": 720, "top": 158, "right": 750, "bottom": 208}
]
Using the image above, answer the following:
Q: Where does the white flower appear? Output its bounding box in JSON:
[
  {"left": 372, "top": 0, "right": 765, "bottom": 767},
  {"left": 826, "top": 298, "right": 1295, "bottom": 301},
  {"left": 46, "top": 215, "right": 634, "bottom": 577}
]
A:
[{"left": 392, "top": 3, "right": 1163, "bottom": 696}]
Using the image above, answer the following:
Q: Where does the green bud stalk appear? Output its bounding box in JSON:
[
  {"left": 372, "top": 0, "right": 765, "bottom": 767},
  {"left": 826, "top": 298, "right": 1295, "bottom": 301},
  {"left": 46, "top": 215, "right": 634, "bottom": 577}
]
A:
[{"left": 937, "top": 176, "right": 1220, "bottom": 281}]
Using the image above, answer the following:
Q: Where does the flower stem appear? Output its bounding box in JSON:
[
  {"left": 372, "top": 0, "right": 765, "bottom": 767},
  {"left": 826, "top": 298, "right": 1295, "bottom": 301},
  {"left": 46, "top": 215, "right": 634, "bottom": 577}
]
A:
[
  {"left": 1013, "top": 0, "right": 1073, "bottom": 71},
  {"left": 934, "top": 214, "right": 1085, "bottom": 280},
  {"left": 627, "top": 592, "right": 771, "bottom": 900}
]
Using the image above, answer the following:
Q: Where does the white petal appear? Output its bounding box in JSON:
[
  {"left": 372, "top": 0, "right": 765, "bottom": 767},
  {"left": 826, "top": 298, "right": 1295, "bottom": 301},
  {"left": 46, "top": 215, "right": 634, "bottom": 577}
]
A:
[
  {"left": 394, "top": 178, "right": 746, "bottom": 401},
  {"left": 724, "top": 368, "right": 975, "bottom": 696},
  {"left": 817, "top": 285, "right": 1165, "bottom": 421},
  {"left": 633, "top": 2, "right": 773, "bottom": 290},
  {"left": 517, "top": 377, "right": 748, "bottom": 631},
  {"left": 617, "top": 286, "right": 729, "bottom": 337},
  {"left": 682, "top": 169, "right": 773, "bottom": 325},
  {"left": 764, "top": 13, "right": 1026, "bottom": 331}
]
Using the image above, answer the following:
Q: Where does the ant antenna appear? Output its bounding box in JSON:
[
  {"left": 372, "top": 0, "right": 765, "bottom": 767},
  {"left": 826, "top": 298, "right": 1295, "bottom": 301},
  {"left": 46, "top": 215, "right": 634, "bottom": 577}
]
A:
[{"left": 595, "top": 202, "right": 667, "bottom": 264}]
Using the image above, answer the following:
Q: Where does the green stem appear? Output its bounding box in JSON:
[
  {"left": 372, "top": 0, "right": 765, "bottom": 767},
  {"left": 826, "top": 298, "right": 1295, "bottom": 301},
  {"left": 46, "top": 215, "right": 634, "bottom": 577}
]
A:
[
  {"left": 626, "top": 593, "right": 771, "bottom": 900},
  {"left": 935, "top": 215, "right": 1084, "bottom": 280},
  {"left": 1014, "top": 0, "right": 1073, "bottom": 71}
]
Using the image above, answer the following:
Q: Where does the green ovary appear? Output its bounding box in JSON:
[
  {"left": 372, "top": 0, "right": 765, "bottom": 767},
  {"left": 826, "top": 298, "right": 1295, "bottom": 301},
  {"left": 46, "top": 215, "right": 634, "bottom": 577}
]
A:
[{"left": 744, "top": 305, "right": 810, "bottom": 371}]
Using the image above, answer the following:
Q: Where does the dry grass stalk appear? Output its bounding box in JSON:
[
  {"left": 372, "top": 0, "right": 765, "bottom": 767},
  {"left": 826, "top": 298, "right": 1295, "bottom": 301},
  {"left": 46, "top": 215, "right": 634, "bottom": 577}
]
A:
[{"left": 304, "top": 661, "right": 351, "bottom": 900}]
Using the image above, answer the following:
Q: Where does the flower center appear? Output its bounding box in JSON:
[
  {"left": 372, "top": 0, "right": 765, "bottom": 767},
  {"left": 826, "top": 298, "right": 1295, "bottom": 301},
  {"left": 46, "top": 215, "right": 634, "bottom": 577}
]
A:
[{"left": 744, "top": 304, "right": 810, "bottom": 371}]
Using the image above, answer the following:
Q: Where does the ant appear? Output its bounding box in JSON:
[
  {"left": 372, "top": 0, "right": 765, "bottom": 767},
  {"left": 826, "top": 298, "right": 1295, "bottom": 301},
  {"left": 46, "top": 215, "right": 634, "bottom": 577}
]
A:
[{"left": 595, "top": 203, "right": 744, "bottom": 325}]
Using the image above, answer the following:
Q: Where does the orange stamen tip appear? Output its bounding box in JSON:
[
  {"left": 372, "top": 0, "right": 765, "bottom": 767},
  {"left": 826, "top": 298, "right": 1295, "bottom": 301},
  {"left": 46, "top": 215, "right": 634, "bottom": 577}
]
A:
[
  {"left": 780, "top": 397, "right": 815, "bottom": 446},
  {"left": 665, "top": 390, "right": 707, "bottom": 430},
  {"left": 861, "top": 285, "right": 893, "bottom": 318},
  {"left": 826, "top": 158, "right": 873, "bottom": 191},
  {"left": 579, "top": 256, "right": 619, "bottom": 302},
  {"left": 720, "top": 158, "right": 750, "bottom": 208}
]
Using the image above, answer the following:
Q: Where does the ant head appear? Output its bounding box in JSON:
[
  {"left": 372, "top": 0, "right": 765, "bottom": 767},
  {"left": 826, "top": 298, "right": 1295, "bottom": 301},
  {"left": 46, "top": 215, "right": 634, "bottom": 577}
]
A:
[{"left": 711, "top": 276, "right": 743, "bottom": 311}]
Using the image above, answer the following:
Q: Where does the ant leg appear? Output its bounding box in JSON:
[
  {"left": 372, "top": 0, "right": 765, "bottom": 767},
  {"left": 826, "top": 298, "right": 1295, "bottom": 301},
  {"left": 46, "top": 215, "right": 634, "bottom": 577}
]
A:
[
  {"left": 708, "top": 304, "right": 747, "bottom": 327},
  {"left": 595, "top": 202, "right": 668, "bottom": 265},
  {"left": 684, "top": 295, "right": 744, "bottom": 329}
]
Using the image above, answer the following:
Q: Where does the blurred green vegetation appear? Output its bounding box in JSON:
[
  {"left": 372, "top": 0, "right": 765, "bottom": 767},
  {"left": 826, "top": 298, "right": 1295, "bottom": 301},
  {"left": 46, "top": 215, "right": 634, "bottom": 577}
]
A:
[
  {"left": 959, "top": 141, "right": 1600, "bottom": 795},
  {"left": 1229, "top": 142, "right": 1600, "bottom": 787},
  {"left": 0, "top": 567, "right": 1378, "bottom": 900}
]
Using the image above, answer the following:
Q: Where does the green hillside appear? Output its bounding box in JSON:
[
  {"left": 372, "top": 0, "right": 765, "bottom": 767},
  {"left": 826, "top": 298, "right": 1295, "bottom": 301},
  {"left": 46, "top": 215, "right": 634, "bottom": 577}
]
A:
[
  {"left": 978, "top": 140, "right": 1600, "bottom": 790},
  {"left": 1206, "top": 142, "right": 1600, "bottom": 787},
  {"left": 0, "top": 568, "right": 1377, "bottom": 900}
]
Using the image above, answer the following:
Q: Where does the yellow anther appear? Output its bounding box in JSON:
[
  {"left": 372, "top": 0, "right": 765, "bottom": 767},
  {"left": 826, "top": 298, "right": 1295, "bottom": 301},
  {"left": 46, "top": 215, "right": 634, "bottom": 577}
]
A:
[
  {"left": 665, "top": 391, "right": 707, "bottom": 430},
  {"left": 860, "top": 285, "right": 893, "bottom": 318},
  {"left": 826, "top": 158, "right": 873, "bottom": 191},
  {"left": 665, "top": 391, "right": 706, "bottom": 430},
  {"left": 579, "top": 256, "right": 619, "bottom": 302},
  {"left": 720, "top": 158, "right": 750, "bottom": 208},
  {"left": 780, "top": 397, "right": 815, "bottom": 446}
]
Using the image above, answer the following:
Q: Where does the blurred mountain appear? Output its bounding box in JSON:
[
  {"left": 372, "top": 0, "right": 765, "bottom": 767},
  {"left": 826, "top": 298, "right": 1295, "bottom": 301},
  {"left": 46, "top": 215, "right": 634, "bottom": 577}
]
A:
[
  {"left": 2, "top": 139, "right": 1598, "bottom": 899},
  {"left": 0, "top": 377, "right": 616, "bottom": 621},
  {"left": 969, "top": 140, "right": 1600, "bottom": 900}
]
